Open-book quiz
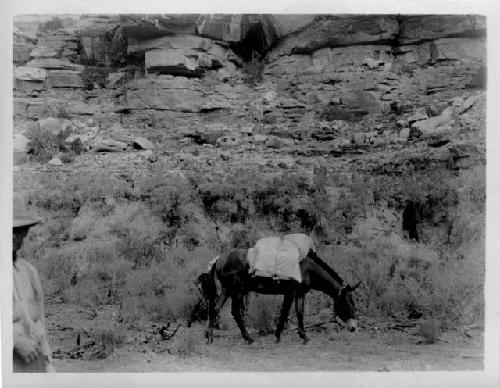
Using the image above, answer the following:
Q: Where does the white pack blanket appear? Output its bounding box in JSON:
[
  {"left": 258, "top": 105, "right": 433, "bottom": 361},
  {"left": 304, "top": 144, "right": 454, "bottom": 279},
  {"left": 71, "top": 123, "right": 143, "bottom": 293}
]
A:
[
  {"left": 283, "top": 234, "right": 316, "bottom": 260},
  {"left": 247, "top": 237, "right": 302, "bottom": 282}
]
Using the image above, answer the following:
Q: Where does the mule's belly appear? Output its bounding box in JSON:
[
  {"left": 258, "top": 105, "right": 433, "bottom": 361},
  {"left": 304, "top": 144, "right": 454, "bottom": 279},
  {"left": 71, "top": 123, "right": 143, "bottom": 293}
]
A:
[{"left": 248, "top": 276, "right": 300, "bottom": 295}]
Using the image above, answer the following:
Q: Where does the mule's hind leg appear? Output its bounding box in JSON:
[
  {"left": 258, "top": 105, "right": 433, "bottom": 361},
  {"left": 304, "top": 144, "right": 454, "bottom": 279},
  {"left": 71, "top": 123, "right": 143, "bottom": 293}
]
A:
[
  {"left": 275, "top": 292, "right": 294, "bottom": 343},
  {"left": 207, "top": 289, "right": 228, "bottom": 344},
  {"left": 295, "top": 294, "right": 309, "bottom": 344},
  {"left": 231, "top": 294, "right": 254, "bottom": 344}
]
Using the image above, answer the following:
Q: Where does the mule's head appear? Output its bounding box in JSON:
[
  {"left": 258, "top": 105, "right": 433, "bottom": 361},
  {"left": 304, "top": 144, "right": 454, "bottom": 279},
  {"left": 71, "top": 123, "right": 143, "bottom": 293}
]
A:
[{"left": 334, "top": 282, "right": 361, "bottom": 332}]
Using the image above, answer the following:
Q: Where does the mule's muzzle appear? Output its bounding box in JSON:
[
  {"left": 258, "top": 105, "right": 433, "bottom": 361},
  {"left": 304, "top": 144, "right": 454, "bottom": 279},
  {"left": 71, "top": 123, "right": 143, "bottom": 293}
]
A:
[{"left": 346, "top": 319, "right": 357, "bottom": 332}]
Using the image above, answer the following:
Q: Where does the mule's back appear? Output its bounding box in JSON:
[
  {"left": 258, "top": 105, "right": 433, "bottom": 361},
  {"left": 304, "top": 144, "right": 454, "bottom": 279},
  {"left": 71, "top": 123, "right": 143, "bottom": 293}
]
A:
[{"left": 216, "top": 248, "right": 249, "bottom": 275}]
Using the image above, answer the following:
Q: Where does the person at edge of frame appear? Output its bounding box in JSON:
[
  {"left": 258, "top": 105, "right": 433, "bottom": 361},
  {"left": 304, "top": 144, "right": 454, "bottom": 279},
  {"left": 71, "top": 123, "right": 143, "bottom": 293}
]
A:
[{"left": 12, "top": 193, "right": 55, "bottom": 372}]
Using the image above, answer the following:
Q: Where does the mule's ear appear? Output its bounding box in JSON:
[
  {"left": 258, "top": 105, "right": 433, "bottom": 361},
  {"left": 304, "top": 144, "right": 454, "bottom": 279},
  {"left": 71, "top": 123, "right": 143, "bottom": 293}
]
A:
[{"left": 347, "top": 281, "right": 362, "bottom": 292}]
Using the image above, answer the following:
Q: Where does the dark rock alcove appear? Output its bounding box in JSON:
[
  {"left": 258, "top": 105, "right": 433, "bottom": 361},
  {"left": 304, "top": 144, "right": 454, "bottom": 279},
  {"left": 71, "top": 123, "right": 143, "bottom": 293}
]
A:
[
  {"left": 402, "top": 200, "right": 420, "bottom": 242},
  {"left": 230, "top": 16, "right": 278, "bottom": 62}
]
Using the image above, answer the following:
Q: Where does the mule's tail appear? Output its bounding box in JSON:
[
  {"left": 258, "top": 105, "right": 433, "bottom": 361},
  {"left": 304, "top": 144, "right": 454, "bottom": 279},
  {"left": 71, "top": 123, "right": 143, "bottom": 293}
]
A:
[{"left": 202, "top": 259, "right": 218, "bottom": 301}]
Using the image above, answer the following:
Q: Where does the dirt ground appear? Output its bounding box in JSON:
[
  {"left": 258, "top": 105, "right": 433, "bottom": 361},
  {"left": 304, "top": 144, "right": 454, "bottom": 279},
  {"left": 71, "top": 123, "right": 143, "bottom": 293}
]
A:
[{"left": 45, "top": 303, "right": 483, "bottom": 373}]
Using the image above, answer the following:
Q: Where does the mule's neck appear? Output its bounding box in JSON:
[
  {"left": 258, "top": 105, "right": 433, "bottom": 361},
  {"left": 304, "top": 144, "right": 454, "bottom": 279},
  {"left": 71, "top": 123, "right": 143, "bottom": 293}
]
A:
[{"left": 305, "top": 258, "right": 344, "bottom": 300}]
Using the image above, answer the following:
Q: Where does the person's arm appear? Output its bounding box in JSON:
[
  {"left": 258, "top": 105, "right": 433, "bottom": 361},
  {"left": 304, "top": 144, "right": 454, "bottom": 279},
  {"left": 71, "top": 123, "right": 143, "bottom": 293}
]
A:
[
  {"left": 29, "top": 265, "right": 55, "bottom": 372},
  {"left": 13, "top": 319, "right": 41, "bottom": 363}
]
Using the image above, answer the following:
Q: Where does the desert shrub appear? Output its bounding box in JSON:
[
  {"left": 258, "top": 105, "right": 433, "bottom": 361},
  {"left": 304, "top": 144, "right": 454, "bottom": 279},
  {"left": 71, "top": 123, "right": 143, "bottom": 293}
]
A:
[
  {"left": 107, "top": 202, "right": 164, "bottom": 268},
  {"left": 135, "top": 172, "right": 196, "bottom": 226},
  {"left": 26, "top": 171, "right": 132, "bottom": 216},
  {"left": 118, "top": 246, "right": 215, "bottom": 323},
  {"left": 196, "top": 169, "right": 331, "bottom": 234},
  {"left": 319, "top": 235, "right": 484, "bottom": 326},
  {"left": 51, "top": 105, "right": 73, "bottom": 120},
  {"left": 105, "top": 26, "right": 128, "bottom": 68},
  {"left": 467, "top": 64, "right": 486, "bottom": 90},
  {"left": 44, "top": 238, "right": 129, "bottom": 306},
  {"left": 36, "top": 247, "right": 80, "bottom": 297},
  {"left": 247, "top": 294, "right": 282, "bottom": 334},
  {"left": 242, "top": 51, "right": 264, "bottom": 85},
  {"left": 91, "top": 325, "right": 127, "bottom": 359},
  {"left": 26, "top": 126, "right": 73, "bottom": 163},
  {"left": 81, "top": 66, "right": 109, "bottom": 90}
]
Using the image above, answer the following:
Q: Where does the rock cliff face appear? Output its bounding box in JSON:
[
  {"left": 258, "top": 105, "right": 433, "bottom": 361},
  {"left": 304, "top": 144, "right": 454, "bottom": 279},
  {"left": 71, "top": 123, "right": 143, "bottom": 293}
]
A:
[{"left": 13, "top": 14, "right": 486, "bottom": 243}]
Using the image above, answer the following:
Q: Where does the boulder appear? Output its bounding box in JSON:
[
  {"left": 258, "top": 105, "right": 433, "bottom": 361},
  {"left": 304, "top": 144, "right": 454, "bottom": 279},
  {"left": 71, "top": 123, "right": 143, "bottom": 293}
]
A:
[
  {"left": 396, "top": 119, "right": 409, "bottom": 128},
  {"left": 145, "top": 49, "right": 216, "bottom": 77},
  {"left": 411, "top": 107, "right": 454, "bottom": 137},
  {"left": 264, "top": 54, "right": 313, "bottom": 75},
  {"left": 220, "top": 151, "right": 231, "bottom": 161},
  {"left": 46, "top": 70, "right": 84, "bottom": 88},
  {"left": 125, "top": 78, "right": 232, "bottom": 112},
  {"left": 364, "top": 57, "right": 384, "bottom": 69},
  {"left": 399, "top": 127, "right": 410, "bottom": 141},
  {"left": 14, "top": 31, "right": 37, "bottom": 64},
  {"left": 341, "top": 87, "right": 381, "bottom": 113},
  {"left": 458, "top": 94, "right": 482, "bottom": 114},
  {"left": 119, "top": 15, "right": 198, "bottom": 39},
  {"left": 15, "top": 80, "right": 45, "bottom": 93},
  {"left": 29, "top": 46, "right": 59, "bottom": 59},
  {"left": 14, "top": 66, "right": 46, "bottom": 81},
  {"left": 407, "top": 110, "right": 428, "bottom": 124},
  {"left": 252, "top": 134, "right": 269, "bottom": 143},
  {"left": 14, "top": 42, "right": 34, "bottom": 65},
  {"left": 352, "top": 133, "right": 365, "bottom": 146},
  {"left": 451, "top": 96, "right": 464, "bottom": 107},
  {"left": 127, "top": 34, "right": 215, "bottom": 55},
  {"left": 34, "top": 31, "right": 78, "bottom": 57},
  {"left": 194, "top": 14, "right": 247, "bottom": 42},
  {"left": 140, "top": 150, "right": 155, "bottom": 161},
  {"left": 92, "top": 137, "right": 127, "bottom": 152},
  {"left": 431, "top": 38, "right": 486, "bottom": 63},
  {"left": 107, "top": 124, "right": 135, "bottom": 145},
  {"left": 426, "top": 102, "right": 448, "bottom": 117},
  {"left": 48, "top": 157, "right": 63, "bottom": 166},
  {"left": 394, "top": 43, "right": 432, "bottom": 66},
  {"left": 270, "top": 15, "right": 317, "bottom": 37},
  {"left": 270, "top": 16, "right": 399, "bottom": 57},
  {"left": 26, "top": 58, "right": 84, "bottom": 70},
  {"left": 398, "top": 15, "right": 486, "bottom": 44},
  {"left": 134, "top": 137, "right": 155, "bottom": 150}
]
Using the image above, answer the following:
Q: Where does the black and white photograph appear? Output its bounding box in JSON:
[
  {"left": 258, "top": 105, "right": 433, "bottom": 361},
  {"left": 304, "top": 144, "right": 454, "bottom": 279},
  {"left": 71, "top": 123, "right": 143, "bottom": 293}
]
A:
[{"left": 2, "top": 1, "right": 500, "bottom": 387}]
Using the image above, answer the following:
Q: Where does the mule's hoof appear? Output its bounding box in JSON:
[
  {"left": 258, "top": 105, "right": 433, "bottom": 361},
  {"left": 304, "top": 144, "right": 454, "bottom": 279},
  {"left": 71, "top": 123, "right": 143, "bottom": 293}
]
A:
[
  {"left": 275, "top": 337, "right": 281, "bottom": 344},
  {"left": 246, "top": 338, "right": 255, "bottom": 345},
  {"left": 302, "top": 337, "right": 310, "bottom": 345}
]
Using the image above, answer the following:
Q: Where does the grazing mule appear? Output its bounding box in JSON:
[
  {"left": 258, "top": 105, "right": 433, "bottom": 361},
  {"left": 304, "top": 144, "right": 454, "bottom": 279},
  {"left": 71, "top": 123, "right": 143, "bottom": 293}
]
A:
[{"left": 203, "top": 248, "right": 360, "bottom": 344}]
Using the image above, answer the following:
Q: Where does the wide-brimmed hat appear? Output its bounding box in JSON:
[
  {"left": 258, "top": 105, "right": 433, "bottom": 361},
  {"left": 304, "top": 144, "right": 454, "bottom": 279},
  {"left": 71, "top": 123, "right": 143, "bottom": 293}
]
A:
[{"left": 13, "top": 194, "right": 40, "bottom": 228}]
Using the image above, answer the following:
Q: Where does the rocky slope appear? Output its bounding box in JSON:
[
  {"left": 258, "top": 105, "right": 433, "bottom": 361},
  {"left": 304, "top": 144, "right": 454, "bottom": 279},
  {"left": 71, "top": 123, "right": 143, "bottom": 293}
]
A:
[{"left": 13, "top": 14, "right": 486, "bottom": 244}]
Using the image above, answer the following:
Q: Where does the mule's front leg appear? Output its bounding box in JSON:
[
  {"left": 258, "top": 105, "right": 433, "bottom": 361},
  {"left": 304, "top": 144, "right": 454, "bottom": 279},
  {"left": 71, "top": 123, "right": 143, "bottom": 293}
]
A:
[
  {"left": 231, "top": 295, "right": 254, "bottom": 344},
  {"left": 275, "top": 292, "right": 294, "bottom": 343},
  {"left": 295, "top": 294, "right": 309, "bottom": 344}
]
